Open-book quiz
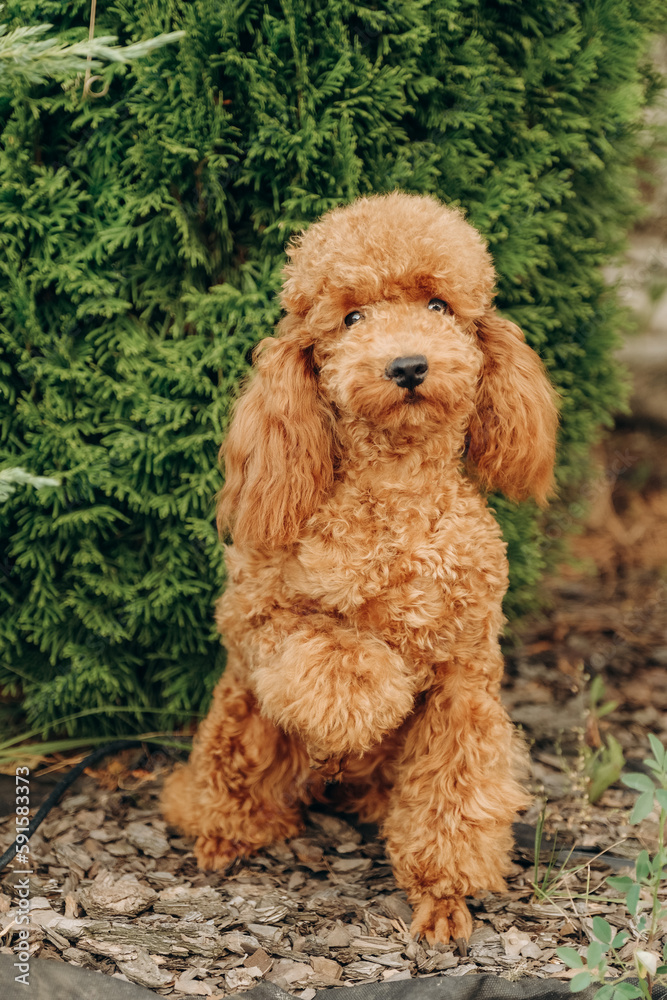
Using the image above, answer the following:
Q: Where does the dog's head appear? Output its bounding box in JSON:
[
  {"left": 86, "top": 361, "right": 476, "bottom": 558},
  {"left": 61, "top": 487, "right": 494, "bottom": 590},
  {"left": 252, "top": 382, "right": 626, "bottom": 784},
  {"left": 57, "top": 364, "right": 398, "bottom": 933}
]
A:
[{"left": 220, "top": 193, "right": 559, "bottom": 549}]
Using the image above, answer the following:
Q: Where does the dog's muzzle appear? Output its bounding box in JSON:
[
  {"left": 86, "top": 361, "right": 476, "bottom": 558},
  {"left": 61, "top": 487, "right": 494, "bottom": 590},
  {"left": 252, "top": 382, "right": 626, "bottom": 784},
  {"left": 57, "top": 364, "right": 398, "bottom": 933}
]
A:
[{"left": 385, "top": 355, "right": 429, "bottom": 391}]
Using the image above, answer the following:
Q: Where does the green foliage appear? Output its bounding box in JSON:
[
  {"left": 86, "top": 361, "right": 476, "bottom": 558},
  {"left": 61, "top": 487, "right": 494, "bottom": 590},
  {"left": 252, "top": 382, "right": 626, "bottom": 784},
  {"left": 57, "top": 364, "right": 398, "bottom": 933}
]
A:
[
  {"left": 587, "top": 733, "right": 626, "bottom": 805},
  {"left": 557, "top": 737, "right": 667, "bottom": 1000},
  {"left": 0, "top": 20, "right": 183, "bottom": 89},
  {"left": 586, "top": 676, "right": 626, "bottom": 804},
  {"left": 1, "top": 0, "right": 666, "bottom": 736}
]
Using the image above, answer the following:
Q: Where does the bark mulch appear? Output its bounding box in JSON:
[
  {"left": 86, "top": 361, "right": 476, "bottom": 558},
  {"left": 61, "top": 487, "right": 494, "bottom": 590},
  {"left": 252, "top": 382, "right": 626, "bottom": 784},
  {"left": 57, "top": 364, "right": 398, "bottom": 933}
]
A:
[{"left": 0, "top": 771, "right": 654, "bottom": 999}]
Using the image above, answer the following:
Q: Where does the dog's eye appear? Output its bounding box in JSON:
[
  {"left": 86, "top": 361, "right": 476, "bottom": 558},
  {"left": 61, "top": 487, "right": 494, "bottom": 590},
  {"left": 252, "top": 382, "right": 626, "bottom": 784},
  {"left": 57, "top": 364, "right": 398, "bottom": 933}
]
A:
[
  {"left": 428, "top": 298, "right": 450, "bottom": 314},
  {"left": 344, "top": 310, "right": 365, "bottom": 327}
]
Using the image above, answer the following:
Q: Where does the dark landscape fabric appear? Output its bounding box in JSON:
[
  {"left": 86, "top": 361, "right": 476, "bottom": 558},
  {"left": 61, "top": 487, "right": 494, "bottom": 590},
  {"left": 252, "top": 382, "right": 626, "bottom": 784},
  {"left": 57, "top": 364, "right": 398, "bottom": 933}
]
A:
[
  {"left": 248, "top": 976, "right": 667, "bottom": 1000},
  {"left": 0, "top": 954, "right": 158, "bottom": 999},
  {"left": 2, "top": 954, "right": 666, "bottom": 1000}
]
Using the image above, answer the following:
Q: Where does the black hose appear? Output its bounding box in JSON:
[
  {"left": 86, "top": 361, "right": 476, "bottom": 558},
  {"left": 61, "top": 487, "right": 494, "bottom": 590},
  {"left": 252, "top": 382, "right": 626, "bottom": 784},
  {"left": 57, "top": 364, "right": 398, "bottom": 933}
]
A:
[{"left": 0, "top": 738, "right": 184, "bottom": 873}]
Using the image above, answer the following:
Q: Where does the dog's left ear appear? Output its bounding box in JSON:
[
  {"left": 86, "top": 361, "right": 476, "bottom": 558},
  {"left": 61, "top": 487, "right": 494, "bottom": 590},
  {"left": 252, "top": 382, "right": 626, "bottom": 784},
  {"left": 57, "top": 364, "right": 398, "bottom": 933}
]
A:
[{"left": 467, "top": 311, "right": 559, "bottom": 505}]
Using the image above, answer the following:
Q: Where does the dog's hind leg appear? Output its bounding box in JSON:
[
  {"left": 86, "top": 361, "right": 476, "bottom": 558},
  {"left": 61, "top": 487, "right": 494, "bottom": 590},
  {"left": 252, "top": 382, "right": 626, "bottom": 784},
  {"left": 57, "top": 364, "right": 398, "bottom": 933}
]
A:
[{"left": 161, "top": 674, "right": 314, "bottom": 871}]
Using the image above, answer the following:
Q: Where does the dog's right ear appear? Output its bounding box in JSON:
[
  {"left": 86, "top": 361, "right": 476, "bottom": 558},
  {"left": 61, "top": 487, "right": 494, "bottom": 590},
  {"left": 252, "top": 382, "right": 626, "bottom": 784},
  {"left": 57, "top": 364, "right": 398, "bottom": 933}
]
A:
[{"left": 217, "top": 331, "right": 335, "bottom": 550}]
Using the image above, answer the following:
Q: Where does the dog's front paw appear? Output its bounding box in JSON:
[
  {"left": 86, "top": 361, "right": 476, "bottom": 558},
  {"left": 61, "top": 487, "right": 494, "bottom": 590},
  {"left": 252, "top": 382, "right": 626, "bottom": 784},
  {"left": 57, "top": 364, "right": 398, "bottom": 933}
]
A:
[
  {"left": 254, "top": 628, "right": 415, "bottom": 759},
  {"left": 410, "top": 893, "right": 472, "bottom": 952}
]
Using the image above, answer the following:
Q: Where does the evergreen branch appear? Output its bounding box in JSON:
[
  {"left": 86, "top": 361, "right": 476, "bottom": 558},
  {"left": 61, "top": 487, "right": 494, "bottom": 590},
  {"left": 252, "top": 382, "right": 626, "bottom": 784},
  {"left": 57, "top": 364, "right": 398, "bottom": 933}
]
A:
[
  {"left": 0, "top": 21, "right": 184, "bottom": 88},
  {"left": 0, "top": 467, "right": 60, "bottom": 502}
]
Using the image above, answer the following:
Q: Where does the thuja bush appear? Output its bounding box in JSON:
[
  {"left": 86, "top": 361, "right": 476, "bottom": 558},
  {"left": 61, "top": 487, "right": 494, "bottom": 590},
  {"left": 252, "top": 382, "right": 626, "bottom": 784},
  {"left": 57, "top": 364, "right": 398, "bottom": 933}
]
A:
[{"left": 1, "top": 0, "right": 665, "bottom": 737}]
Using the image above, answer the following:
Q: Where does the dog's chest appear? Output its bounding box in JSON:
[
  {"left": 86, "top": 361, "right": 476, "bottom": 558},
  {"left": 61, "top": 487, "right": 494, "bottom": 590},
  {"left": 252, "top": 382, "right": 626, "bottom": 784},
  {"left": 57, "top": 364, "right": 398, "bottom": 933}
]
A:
[{"left": 283, "top": 483, "right": 507, "bottom": 629}]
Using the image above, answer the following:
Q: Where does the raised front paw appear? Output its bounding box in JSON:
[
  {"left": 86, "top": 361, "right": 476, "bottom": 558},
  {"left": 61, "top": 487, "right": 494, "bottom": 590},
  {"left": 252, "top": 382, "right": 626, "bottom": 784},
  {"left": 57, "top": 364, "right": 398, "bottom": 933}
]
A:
[
  {"left": 410, "top": 893, "right": 473, "bottom": 952},
  {"left": 254, "top": 626, "right": 415, "bottom": 758}
]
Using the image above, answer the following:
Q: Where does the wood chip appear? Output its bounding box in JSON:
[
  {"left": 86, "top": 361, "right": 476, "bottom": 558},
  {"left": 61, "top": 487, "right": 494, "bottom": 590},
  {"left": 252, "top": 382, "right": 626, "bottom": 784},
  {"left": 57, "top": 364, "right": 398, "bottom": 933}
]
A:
[
  {"left": 448, "top": 963, "right": 478, "bottom": 976},
  {"left": 325, "top": 925, "right": 352, "bottom": 948},
  {"left": 243, "top": 948, "right": 273, "bottom": 975},
  {"left": 154, "top": 885, "right": 225, "bottom": 918},
  {"left": 247, "top": 923, "right": 283, "bottom": 945},
  {"left": 253, "top": 893, "right": 290, "bottom": 922},
  {"left": 336, "top": 841, "right": 364, "bottom": 854},
  {"left": 53, "top": 842, "right": 93, "bottom": 876},
  {"left": 73, "top": 809, "right": 106, "bottom": 831},
  {"left": 79, "top": 938, "right": 139, "bottom": 962},
  {"left": 345, "top": 960, "right": 384, "bottom": 979},
  {"left": 126, "top": 822, "right": 170, "bottom": 859},
  {"left": 310, "top": 955, "right": 342, "bottom": 980},
  {"left": 116, "top": 949, "right": 174, "bottom": 988},
  {"left": 226, "top": 967, "right": 255, "bottom": 990},
  {"left": 331, "top": 857, "right": 373, "bottom": 873},
  {"left": 289, "top": 838, "right": 324, "bottom": 865},
  {"left": 145, "top": 871, "right": 178, "bottom": 887},
  {"left": 521, "top": 941, "right": 544, "bottom": 960},
  {"left": 267, "top": 958, "right": 313, "bottom": 986},
  {"left": 362, "top": 953, "right": 407, "bottom": 968},
  {"left": 174, "top": 974, "right": 214, "bottom": 995},
  {"left": 76, "top": 918, "right": 227, "bottom": 957},
  {"left": 218, "top": 930, "right": 261, "bottom": 955},
  {"left": 105, "top": 840, "right": 136, "bottom": 857},
  {"left": 307, "top": 814, "right": 361, "bottom": 842},
  {"left": 78, "top": 871, "right": 157, "bottom": 919},
  {"left": 88, "top": 825, "right": 124, "bottom": 843},
  {"left": 352, "top": 935, "right": 405, "bottom": 954},
  {"left": 500, "top": 927, "right": 533, "bottom": 957}
]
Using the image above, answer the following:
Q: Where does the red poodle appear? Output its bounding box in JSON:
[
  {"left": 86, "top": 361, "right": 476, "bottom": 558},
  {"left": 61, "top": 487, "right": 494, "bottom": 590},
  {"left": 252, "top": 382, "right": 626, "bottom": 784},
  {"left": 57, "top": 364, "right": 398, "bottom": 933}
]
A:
[{"left": 162, "top": 192, "right": 558, "bottom": 948}]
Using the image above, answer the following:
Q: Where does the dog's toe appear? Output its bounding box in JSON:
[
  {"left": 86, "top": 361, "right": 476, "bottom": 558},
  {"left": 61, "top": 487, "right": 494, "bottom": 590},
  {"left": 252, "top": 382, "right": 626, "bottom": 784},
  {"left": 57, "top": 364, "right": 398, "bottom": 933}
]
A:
[{"left": 410, "top": 894, "right": 473, "bottom": 947}]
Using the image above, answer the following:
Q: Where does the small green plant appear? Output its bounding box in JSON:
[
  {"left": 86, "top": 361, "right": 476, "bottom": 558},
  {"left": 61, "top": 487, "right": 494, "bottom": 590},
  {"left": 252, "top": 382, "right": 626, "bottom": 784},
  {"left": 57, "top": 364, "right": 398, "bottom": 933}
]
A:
[
  {"left": 586, "top": 734, "right": 626, "bottom": 805},
  {"left": 588, "top": 675, "right": 619, "bottom": 724},
  {"left": 556, "top": 734, "right": 667, "bottom": 999},
  {"left": 531, "top": 806, "right": 623, "bottom": 907},
  {"left": 585, "top": 675, "right": 625, "bottom": 805},
  {"left": 532, "top": 804, "right": 576, "bottom": 903}
]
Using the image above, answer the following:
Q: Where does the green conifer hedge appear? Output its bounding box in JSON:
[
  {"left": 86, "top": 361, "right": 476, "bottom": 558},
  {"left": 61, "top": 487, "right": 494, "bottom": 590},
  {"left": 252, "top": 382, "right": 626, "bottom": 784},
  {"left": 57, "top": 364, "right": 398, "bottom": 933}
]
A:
[{"left": 1, "top": 0, "right": 665, "bottom": 738}]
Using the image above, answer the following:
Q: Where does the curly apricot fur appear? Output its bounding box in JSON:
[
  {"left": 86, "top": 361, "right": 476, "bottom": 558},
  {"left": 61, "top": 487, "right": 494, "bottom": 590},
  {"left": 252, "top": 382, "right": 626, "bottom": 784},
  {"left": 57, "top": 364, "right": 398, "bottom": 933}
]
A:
[{"left": 162, "top": 192, "right": 558, "bottom": 945}]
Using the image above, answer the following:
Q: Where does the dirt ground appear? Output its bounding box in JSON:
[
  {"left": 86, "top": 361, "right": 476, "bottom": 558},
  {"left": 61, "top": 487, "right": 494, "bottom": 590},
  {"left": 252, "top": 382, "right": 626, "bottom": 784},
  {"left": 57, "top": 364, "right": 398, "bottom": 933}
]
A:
[{"left": 1, "top": 423, "right": 666, "bottom": 997}]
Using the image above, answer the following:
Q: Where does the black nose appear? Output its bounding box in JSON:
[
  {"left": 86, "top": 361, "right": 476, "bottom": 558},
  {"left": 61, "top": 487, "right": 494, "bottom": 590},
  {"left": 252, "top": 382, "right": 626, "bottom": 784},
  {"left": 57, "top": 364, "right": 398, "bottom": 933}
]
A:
[{"left": 385, "top": 355, "right": 429, "bottom": 390}]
